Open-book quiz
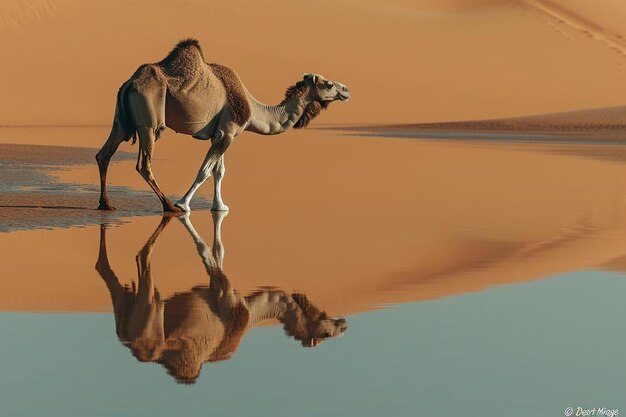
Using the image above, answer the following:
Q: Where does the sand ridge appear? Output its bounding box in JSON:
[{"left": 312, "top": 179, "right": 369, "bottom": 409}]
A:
[
  {"left": 522, "top": 0, "right": 626, "bottom": 63},
  {"left": 351, "top": 105, "right": 626, "bottom": 141}
]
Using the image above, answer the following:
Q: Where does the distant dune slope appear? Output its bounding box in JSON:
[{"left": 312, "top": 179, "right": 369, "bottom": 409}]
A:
[
  {"left": 361, "top": 105, "right": 626, "bottom": 140},
  {"left": 0, "top": 0, "right": 625, "bottom": 127},
  {"left": 521, "top": 0, "right": 626, "bottom": 62}
]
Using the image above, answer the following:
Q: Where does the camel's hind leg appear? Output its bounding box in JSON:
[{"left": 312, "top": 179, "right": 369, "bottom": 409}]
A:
[
  {"left": 129, "top": 85, "right": 180, "bottom": 213},
  {"left": 96, "top": 128, "right": 126, "bottom": 210},
  {"left": 136, "top": 126, "right": 180, "bottom": 213}
]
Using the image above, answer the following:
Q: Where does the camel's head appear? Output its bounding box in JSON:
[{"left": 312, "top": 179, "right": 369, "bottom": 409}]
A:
[
  {"left": 303, "top": 317, "right": 349, "bottom": 348},
  {"left": 285, "top": 74, "right": 351, "bottom": 128},
  {"left": 286, "top": 293, "right": 348, "bottom": 348},
  {"left": 303, "top": 73, "right": 351, "bottom": 103}
]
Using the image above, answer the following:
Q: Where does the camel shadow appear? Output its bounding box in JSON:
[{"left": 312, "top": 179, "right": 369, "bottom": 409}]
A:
[{"left": 95, "top": 212, "right": 348, "bottom": 384}]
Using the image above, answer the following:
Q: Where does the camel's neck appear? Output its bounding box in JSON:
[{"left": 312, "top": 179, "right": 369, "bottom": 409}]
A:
[
  {"left": 246, "top": 292, "right": 300, "bottom": 327},
  {"left": 245, "top": 92, "right": 308, "bottom": 135}
]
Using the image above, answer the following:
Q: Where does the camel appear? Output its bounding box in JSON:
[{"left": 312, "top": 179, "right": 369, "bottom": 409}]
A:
[
  {"left": 95, "top": 212, "right": 348, "bottom": 384},
  {"left": 96, "top": 39, "right": 351, "bottom": 213}
]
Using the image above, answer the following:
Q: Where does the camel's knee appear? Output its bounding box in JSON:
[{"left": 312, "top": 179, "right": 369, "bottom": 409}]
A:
[
  {"left": 214, "top": 136, "right": 233, "bottom": 154},
  {"left": 213, "top": 168, "right": 224, "bottom": 182}
]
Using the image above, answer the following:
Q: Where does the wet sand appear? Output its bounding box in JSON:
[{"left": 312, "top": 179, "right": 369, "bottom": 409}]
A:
[
  {"left": 0, "top": 142, "right": 210, "bottom": 231},
  {"left": 3, "top": 127, "right": 626, "bottom": 316}
]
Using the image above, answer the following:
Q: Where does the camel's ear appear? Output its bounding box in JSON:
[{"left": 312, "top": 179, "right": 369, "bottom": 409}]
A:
[{"left": 303, "top": 73, "right": 319, "bottom": 84}]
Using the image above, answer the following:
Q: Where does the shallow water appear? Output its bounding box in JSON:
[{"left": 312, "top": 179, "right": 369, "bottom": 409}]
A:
[{"left": 2, "top": 270, "right": 625, "bottom": 417}]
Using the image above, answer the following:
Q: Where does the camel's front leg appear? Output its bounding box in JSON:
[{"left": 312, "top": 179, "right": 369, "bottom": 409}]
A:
[
  {"left": 211, "top": 155, "right": 228, "bottom": 212},
  {"left": 175, "top": 130, "right": 233, "bottom": 212},
  {"left": 211, "top": 211, "right": 227, "bottom": 268}
]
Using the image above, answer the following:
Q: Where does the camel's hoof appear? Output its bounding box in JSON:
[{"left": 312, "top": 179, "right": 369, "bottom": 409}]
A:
[
  {"left": 174, "top": 202, "right": 190, "bottom": 212},
  {"left": 97, "top": 203, "right": 116, "bottom": 211},
  {"left": 211, "top": 204, "right": 229, "bottom": 212}
]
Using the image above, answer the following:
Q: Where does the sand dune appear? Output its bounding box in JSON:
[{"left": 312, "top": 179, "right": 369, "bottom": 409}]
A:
[
  {"left": 531, "top": 0, "right": 626, "bottom": 39},
  {"left": 0, "top": 0, "right": 625, "bottom": 127},
  {"left": 522, "top": 0, "right": 626, "bottom": 62}
]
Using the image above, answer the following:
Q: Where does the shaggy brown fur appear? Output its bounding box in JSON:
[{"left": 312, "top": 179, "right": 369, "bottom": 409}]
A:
[
  {"left": 160, "top": 339, "right": 203, "bottom": 384},
  {"left": 158, "top": 38, "right": 205, "bottom": 78},
  {"left": 283, "top": 81, "right": 330, "bottom": 129},
  {"left": 283, "top": 80, "right": 309, "bottom": 101},
  {"left": 285, "top": 293, "right": 328, "bottom": 344},
  {"left": 209, "top": 304, "right": 250, "bottom": 362},
  {"left": 209, "top": 63, "right": 251, "bottom": 126},
  {"left": 294, "top": 101, "right": 330, "bottom": 129}
]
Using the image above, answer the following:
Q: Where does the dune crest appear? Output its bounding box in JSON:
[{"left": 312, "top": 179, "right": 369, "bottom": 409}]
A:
[{"left": 521, "top": 0, "right": 626, "bottom": 61}]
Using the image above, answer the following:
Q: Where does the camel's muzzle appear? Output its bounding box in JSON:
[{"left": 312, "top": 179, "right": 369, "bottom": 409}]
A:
[{"left": 335, "top": 83, "right": 351, "bottom": 101}]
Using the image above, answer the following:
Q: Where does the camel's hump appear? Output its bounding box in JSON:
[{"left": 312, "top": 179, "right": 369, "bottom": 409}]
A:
[
  {"left": 157, "top": 38, "right": 206, "bottom": 77},
  {"left": 163, "top": 38, "right": 204, "bottom": 61}
]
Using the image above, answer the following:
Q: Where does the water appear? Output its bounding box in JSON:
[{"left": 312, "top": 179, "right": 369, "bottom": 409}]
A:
[{"left": 1, "top": 271, "right": 625, "bottom": 416}]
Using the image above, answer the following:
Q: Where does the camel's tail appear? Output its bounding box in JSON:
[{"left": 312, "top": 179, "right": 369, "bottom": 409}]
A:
[{"left": 115, "top": 81, "right": 137, "bottom": 144}]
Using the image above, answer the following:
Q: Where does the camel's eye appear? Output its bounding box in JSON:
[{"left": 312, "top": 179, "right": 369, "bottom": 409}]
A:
[{"left": 324, "top": 82, "right": 333, "bottom": 89}]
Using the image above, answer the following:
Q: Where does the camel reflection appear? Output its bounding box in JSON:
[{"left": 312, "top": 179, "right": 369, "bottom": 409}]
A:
[{"left": 95, "top": 212, "right": 347, "bottom": 384}]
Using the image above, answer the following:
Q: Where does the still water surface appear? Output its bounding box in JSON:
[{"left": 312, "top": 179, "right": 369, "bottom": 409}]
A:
[{"left": 1, "top": 247, "right": 625, "bottom": 416}]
